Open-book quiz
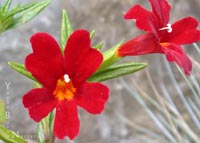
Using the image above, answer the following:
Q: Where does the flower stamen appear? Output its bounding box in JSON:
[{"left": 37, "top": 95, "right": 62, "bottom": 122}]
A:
[
  {"left": 64, "top": 74, "right": 70, "bottom": 83},
  {"left": 159, "top": 24, "right": 172, "bottom": 33}
]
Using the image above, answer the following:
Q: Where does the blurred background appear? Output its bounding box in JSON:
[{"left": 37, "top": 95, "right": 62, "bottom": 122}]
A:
[{"left": 0, "top": 0, "right": 200, "bottom": 143}]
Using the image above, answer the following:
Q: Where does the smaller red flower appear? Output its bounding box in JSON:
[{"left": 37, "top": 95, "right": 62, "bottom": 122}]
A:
[
  {"left": 118, "top": 0, "right": 200, "bottom": 75},
  {"left": 23, "top": 30, "right": 109, "bottom": 139}
]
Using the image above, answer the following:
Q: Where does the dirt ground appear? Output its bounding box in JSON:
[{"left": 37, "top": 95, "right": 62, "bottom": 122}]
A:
[{"left": 0, "top": 0, "right": 200, "bottom": 143}]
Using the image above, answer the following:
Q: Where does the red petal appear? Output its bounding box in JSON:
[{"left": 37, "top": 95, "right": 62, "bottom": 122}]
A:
[
  {"left": 124, "top": 0, "right": 170, "bottom": 34},
  {"left": 149, "top": 0, "right": 171, "bottom": 27},
  {"left": 23, "top": 88, "right": 56, "bottom": 122},
  {"left": 118, "top": 33, "right": 162, "bottom": 56},
  {"left": 76, "top": 82, "right": 109, "bottom": 114},
  {"left": 26, "top": 33, "right": 64, "bottom": 88},
  {"left": 162, "top": 43, "right": 192, "bottom": 75},
  {"left": 23, "top": 88, "right": 53, "bottom": 107},
  {"left": 161, "top": 17, "right": 200, "bottom": 44},
  {"left": 64, "top": 30, "right": 103, "bottom": 86},
  {"left": 54, "top": 100, "right": 79, "bottom": 140},
  {"left": 124, "top": 5, "right": 157, "bottom": 33}
]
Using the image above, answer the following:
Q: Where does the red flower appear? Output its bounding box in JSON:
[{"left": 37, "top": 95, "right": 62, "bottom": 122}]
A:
[
  {"left": 23, "top": 30, "right": 109, "bottom": 139},
  {"left": 118, "top": 0, "right": 200, "bottom": 75}
]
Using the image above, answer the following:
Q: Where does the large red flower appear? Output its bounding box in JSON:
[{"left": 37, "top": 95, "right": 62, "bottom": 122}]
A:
[
  {"left": 118, "top": 0, "right": 200, "bottom": 75},
  {"left": 23, "top": 30, "right": 109, "bottom": 139}
]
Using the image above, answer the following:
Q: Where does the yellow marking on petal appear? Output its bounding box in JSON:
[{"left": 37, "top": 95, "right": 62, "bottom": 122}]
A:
[
  {"left": 53, "top": 74, "right": 76, "bottom": 101},
  {"left": 160, "top": 42, "right": 170, "bottom": 47}
]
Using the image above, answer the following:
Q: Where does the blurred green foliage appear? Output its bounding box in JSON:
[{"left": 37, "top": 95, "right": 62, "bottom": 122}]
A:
[{"left": 0, "top": 0, "right": 51, "bottom": 33}]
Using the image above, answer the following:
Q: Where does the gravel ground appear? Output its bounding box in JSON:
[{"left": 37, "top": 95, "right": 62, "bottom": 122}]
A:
[{"left": 0, "top": 0, "right": 200, "bottom": 143}]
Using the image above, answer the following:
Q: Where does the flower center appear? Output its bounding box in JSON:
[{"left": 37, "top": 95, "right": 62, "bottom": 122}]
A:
[
  {"left": 53, "top": 74, "right": 76, "bottom": 101},
  {"left": 159, "top": 24, "right": 172, "bottom": 33}
]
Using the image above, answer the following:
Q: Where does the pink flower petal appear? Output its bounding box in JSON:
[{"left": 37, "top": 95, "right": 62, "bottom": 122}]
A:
[
  {"left": 54, "top": 100, "right": 79, "bottom": 140},
  {"left": 76, "top": 82, "right": 109, "bottom": 114}
]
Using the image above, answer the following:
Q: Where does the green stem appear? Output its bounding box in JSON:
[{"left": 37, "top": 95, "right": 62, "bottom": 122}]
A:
[{"left": 37, "top": 110, "right": 55, "bottom": 143}]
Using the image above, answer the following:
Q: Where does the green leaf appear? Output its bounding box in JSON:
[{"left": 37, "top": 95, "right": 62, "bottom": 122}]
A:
[
  {"left": 98, "top": 41, "right": 123, "bottom": 71},
  {"left": 0, "top": 100, "right": 6, "bottom": 124},
  {"left": 93, "top": 42, "right": 104, "bottom": 50},
  {"left": 37, "top": 122, "right": 45, "bottom": 143},
  {"left": 60, "top": 10, "right": 73, "bottom": 51},
  {"left": 48, "top": 111, "right": 55, "bottom": 141},
  {"left": 8, "top": 62, "right": 36, "bottom": 81},
  {"left": 89, "top": 62, "right": 147, "bottom": 82},
  {"left": 0, "top": 0, "right": 51, "bottom": 33},
  {"left": 0, "top": 125, "right": 27, "bottom": 143},
  {"left": 1, "top": 0, "right": 12, "bottom": 13},
  {"left": 37, "top": 111, "right": 55, "bottom": 143},
  {"left": 12, "top": 0, "right": 51, "bottom": 28},
  {"left": 90, "top": 30, "right": 95, "bottom": 39},
  {"left": 90, "top": 30, "right": 104, "bottom": 50}
]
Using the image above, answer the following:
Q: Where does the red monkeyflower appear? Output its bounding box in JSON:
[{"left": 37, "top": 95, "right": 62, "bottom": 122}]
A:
[
  {"left": 23, "top": 30, "right": 109, "bottom": 139},
  {"left": 118, "top": 0, "right": 200, "bottom": 75}
]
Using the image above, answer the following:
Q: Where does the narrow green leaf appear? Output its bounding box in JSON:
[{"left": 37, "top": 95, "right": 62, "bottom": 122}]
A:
[
  {"left": 12, "top": 0, "right": 51, "bottom": 28},
  {"left": 0, "top": 125, "right": 27, "bottom": 143},
  {"left": 0, "top": 100, "right": 6, "bottom": 124},
  {"left": 0, "top": 0, "right": 13, "bottom": 32},
  {"left": 90, "top": 30, "right": 95, "bottom": 39},
  {"left": 1, "top": 0, "right": 12, "bottom": 13},
  {"left": 93, "top": 42, "right": 104, "bottom": 50},
  {"left": 90, "top": 30, "right": 104, "bottom": 50},
  {"left": 60, "top": 10, "right": 73, "bottom": 51},
  {"left": 0, "top": 16, "right": 13, "bottom": 33},
  {"left": 7, "top": 4, "right": 35, "bottom": 19},
  {"left": 98, "top": 41, "right": 123, "bottom": 71},
  {"left": 8, "top": 62, "right": 36, "bottom": 81},
  {"left": 48, "top": 111, "right": 55, "bottom": 143},
  {"left": 37, "top": 111, "right": 55, "bottom": 143},
  {"left": 89, "top": 62, "right": 147, "bottom": 82},
  {"left": 37, "top": 122, "right": 45, "bottom": 143},
  {"left": 33, "top": 82, "right": 42, "bottom": 88},
  {"left": 6, "top": 3, "right": 37, "bottom": 19},
  {"left": 1, "top": 0, "right": 50, "bottom": 33}
]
